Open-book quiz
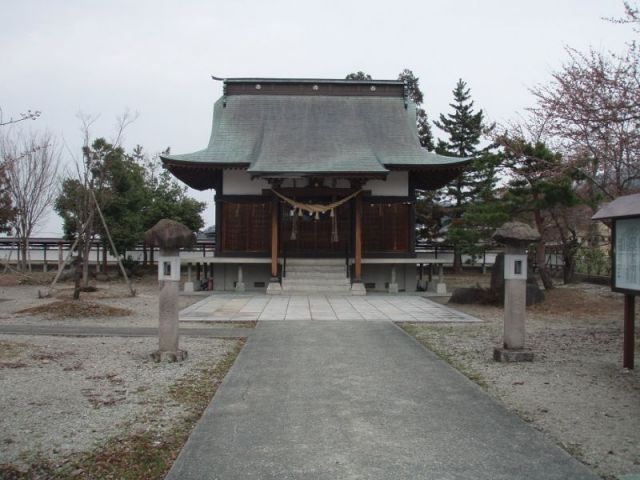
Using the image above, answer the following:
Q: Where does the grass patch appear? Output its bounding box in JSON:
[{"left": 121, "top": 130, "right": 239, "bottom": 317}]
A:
[
  {"left": 0, "top": 339, "right": 245, "bottom": 480},
  {"left": 399, "top": 323, "right": 489, "bottom": 389},
  {"left": 15, "top": 300, "right": 132, "bottom": 319},
  {"left": 0, "top": 341, "right": 30, "bottom": 361}
]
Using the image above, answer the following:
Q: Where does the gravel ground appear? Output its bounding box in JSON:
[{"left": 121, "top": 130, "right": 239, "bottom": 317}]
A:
[
  {"left": 1, "top": 273, "right": 639, "bottom": 479},
  {"left": 0, "top": 275, "right": 238, "bottom": 470},
  {"left": 0, "top": 335, "right": 236, "bottom": 468},
  {"left": 0, "top": 277, "right": 205, "bottom": 329},
  {"left": 407, "top": 277, "right": 640, "bottom": 480}
]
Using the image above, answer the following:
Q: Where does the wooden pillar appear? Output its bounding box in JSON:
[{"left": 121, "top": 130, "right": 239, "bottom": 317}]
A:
[
  {"left": 354, "top": 194, "right": 362, "bottom": 282},
  {"left": 624, "top": 294, "right": 636, "bottom": 369},
  {"left": 271, "top": 199, "right": 278, "bottom": 278}
]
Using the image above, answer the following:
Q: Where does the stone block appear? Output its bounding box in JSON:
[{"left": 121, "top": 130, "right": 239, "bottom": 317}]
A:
[
  {"left": 266, "top": 281, "right": 282, "bottom": 295},
  {"left": 388, "top": 283, "right": 399, "bottom": 294},
  {"left": 493, "top": 347, "right": 535, "bottom": 363},
  {"left": 150, "top": 349, "right": 188, "bottom": 363},
  {"left": 183, "top": 281, "right": 194, "bottom": 293},
  {"left": 351, "top": 282, "right": 367, "bottom": 296},
  {"left": 449, "top": 287, "right": 487, "bottom": 304},
  {"left": 429, "top": 282, "right": 447, "bottom": 295},
  {"left": 235, "top": 282, "right": 246, "bottom": 292}
]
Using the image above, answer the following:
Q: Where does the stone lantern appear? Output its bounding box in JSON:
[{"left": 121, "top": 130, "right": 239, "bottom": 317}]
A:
[
  {"left": 146, "top": 219, "right": 195, "bottom": 362},
  {"left": 492, "top": 222, "right": 540, "bottom": 362}
]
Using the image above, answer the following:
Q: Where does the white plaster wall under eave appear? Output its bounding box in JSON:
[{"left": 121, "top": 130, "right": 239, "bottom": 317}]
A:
[
  {"left": 222, "top": 170, "right": 270, "bottom": 195},
  {"left": 365, "top": 171, "right": 408, "bottom": 196},
  {"left": 222, "top": 169, "right": 408, "bottom": 196}
]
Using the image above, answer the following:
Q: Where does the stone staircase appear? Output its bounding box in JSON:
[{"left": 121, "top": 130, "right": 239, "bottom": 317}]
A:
[{"left": 281, "top": 258, "right": 352, "bottom": 294}]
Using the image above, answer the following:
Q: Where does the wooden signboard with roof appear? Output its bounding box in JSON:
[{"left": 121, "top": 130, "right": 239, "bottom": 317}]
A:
[{"left": 592, "top": 193, "right": 640, "bottom": 369}]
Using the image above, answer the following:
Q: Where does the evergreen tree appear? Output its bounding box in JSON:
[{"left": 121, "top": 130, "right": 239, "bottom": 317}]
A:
[
  {"left": 56, "top": 142, "right": 206, "bottom": 268},
  {"left": 434, "top": 79, "right": 497, "bottom": 272},
  {"left": 397, "top": 69, "right": 434, "bottom": 151},
  {"left": 345, "top": 71, "right": 372, "bottom": 80},
  {"left": 133, "top": 145, "right": 206, "bottom": 233},
  {"left": 498, "top": 136, "right": 583, "bottom": 285}
]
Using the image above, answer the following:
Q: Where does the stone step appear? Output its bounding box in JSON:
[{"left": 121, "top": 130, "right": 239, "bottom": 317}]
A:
[
  {"left": 285, "top": 258, "right": 345, "bottom": 266},
  {"left": 282, "top": 278, "right": 351, "bottom": 287},
  {"left": 285, "top": 265, "right": 346, "bottom": 274},
  {"left": 282, "top": 285, "right": 352, "bottom": 293},
  {"left": 284, "top": 270, "right": 348, "bottom": 279}
]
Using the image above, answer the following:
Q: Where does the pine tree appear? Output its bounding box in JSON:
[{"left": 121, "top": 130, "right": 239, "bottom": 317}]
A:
[
  {"left": 435, "top": 79, "right": 496, "bottom": 272},
  {"left": 397, "top": 69, "right": 434, "bottom": 151},
  {"left": 345, "top": 71, "right": 372, "bottom": 80}
]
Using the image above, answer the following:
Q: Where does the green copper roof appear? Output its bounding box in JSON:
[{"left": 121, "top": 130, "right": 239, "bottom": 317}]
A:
[{"left": 161, "top": 92, "right": 468, "bottom": 176}]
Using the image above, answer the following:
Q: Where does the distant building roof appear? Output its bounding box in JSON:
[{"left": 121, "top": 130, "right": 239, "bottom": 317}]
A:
[{"left": 161, "top": 78, "right": 469, "bottom": 188}]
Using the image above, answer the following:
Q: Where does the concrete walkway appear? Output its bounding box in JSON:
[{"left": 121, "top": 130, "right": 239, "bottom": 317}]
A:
[
  {"left": 166, "top": 321, "right": 599, "bottom": 480},
  {"left": 181, "top": 294, "right": 480, "bottom": 323}
]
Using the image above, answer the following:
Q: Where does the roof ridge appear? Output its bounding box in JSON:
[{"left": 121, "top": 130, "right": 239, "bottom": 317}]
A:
[{"left": 222, "top": 77, "right": 404, "bottom": 85}]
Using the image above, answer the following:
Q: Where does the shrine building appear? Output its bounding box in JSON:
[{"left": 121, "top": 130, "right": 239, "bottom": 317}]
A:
[{"left": 161, "top": 78, "right": 469, "bottom": 294}]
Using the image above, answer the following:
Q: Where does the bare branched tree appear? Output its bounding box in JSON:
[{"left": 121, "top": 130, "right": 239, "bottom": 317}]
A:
[
  {"left": 1, "top": 130, "right": 60, "bottom": 271},
  {"left": 531, "top": 0, "right": 640, "bottom": 203},
  {"left": 530, "top": 47, "right": 640, "bottom": 201},
  {"left": 57, "top": 111, "right": 137, "bottom": 290},
  {"left": 0, "top": 107, "right": 41, "bottom": 127}
]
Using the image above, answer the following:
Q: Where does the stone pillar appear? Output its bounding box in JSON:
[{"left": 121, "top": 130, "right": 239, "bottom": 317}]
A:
[
  {"left": 235, "top": 264, "right": 245, "bottom": 292},
  {"left": 42, "top": 244, "right": 47, "bottom": 273},
  {"left": 492, "top": 222, "right": 539, "bottom": 363},
  {"left": 388, "top": 265, "right": 399, "bottom": 293},
  {"left": 146, "top": 219, "right": 195, "bottom": 363},
  {"left": 427, "top": 263, "right": 447, "bottom": 295},
  {"left": 503, "top": 245, "right": 527, "bottom": 349},
  {"left": 184, "top": 263, "right": 194, "bottom": 293},
  {"left": 155, "top": 247, "right": 184, "bottom": 360}
]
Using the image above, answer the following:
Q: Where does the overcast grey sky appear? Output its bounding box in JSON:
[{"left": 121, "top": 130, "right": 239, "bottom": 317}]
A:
[{"left": 0, "top": 0, "right": 636, "bottom": 235}]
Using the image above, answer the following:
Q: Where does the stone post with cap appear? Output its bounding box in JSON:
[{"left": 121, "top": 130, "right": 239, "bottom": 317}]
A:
[
  {"left": 146, "top": 219, "right": 195, "bottom": 362},
  {"left": 492, "top": 221, "right": 540, "bottom": 362}
]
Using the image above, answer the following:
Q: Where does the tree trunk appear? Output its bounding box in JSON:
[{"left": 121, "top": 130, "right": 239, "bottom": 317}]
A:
[
  {"left": 81, "top": 236, "right": 91, "bottom": 287},
  {"left": 532, "top": 209, "right": 553, "bottom": 290},
  {"left": 142, "top": 243, "right": 148, "bottom": 266},
  {"left": 535, "top": 239, "right": 554, "bottom": 290},
  {"left": 452, "top": 248, "right": 462, "bottom": 273},
  {"left": 26, "top": 238, "right": 32, "bottom": 273},
  {"left": 19, "top": 239, "right": 28, "bottom": 272},
  {"left": 73, "top": 255, "right": 83, "bottom": 300},
  {"left": 563, "top": 255, "right": 576, "bottom": 284},
  {"left": 562, "top": 240, "right": 579, "bottom": 284}
]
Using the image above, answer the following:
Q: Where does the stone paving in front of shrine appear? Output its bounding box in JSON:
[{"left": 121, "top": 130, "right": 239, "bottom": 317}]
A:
[{"left": 180, "top": 294, "right": 481, "bottom": 323}]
